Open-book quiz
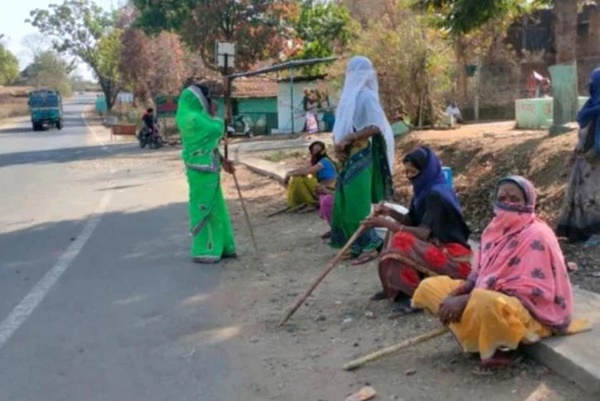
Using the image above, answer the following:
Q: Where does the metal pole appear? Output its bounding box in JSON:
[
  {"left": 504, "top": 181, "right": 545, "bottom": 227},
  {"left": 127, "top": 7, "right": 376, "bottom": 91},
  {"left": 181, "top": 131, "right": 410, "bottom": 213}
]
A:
[
  {"left": 290, "top": 68, "right": 295, "bottom": 134},
  {"left": 223, "top": 53, "right": 232, "bottom": 159},
  {"left": 474, "top": 57, "right": 481, "bottom": 121}
]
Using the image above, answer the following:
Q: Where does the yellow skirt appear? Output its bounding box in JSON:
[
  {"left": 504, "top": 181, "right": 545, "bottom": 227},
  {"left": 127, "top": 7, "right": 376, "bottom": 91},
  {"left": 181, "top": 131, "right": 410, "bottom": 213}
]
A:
[
  {"left": 287, "top": 176, "right": 319, "bottom": 208},
  {"left": 412, "top": 276, "right": 589, "bottom": 360}
]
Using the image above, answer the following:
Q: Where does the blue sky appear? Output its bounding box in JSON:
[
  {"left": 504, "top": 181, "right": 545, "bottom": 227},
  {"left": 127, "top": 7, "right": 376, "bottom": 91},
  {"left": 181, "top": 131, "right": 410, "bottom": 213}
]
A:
[{"left": 0, "top": 0, "right": 117, "bottom": 79}]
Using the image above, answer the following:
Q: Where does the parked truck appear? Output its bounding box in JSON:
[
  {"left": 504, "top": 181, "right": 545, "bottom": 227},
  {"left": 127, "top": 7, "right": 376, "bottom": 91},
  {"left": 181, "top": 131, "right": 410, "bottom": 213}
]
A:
[{"left": 28, "top": 89, "right": 63, "bottom": 131}]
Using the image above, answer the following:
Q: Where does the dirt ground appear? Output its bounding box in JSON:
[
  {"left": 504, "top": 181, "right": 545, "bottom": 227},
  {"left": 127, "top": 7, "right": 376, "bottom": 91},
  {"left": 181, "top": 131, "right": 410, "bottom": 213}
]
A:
[
  {"left": 257, "top": 122, "right": 600, "bottom": 295},
  {"left": 214, "top": 165, "right": 594, "bottom": 401},
  {"left": 84, "top": 116, "right": 596, "bottom": 400}
]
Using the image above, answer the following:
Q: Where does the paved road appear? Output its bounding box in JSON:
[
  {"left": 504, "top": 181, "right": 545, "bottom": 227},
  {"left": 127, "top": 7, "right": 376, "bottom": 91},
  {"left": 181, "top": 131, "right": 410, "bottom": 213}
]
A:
[{"left": 0, "top": 95, "right": 235, "bottom": 400}]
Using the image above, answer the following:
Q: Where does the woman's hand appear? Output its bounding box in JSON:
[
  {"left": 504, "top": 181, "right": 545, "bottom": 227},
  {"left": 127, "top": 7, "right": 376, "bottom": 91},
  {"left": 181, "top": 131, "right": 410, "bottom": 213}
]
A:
[
  {"left": 222, "top": 158, "right": 236, "bottom": 175},
  {"left": 334, "top": 139, "right": 350, "bottom": 163},
  {"left": 437, "top": 295, "right": 469, "bottom": 326},
  {"left": 361, "top": 216, "right": 396, "bottom": 231},
  {"left": 373, "top": 204, "right": 394, "bottom": 217}
]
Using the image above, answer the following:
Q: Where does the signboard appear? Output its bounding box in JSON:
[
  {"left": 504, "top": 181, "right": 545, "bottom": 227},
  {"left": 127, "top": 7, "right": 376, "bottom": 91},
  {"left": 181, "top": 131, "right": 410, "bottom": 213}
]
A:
[
  {"left": 216, "top": 42, "right": 236, "bottom": 69},
  {"left": 154, "top": 94, "right": 178, "bottom": 118}
]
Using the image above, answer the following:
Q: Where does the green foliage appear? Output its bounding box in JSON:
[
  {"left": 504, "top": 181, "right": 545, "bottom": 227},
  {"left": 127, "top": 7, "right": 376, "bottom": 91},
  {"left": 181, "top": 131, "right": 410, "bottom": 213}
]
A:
[
  {"left": 133, "top": 0, "right": 298, "bottom": 71},
  {"left": 97, "top": 29, "right": 123, "bottom": 92},
  {"left": 340, "top": 7, "right": 455, "bottom": 126},
  {"left": 24, "top": 51, "right": 73, "bottom": 96},
  {"left": 0, "top": 45, "right": 20, "bottom": 85},
  {"left": 293, "top": 1, "right": 353, "bottom": 75},
  {"left": 414, "top": 0, "right": 531, "bottom": 34},
  {"left": 28, "top": 0, "right": 121, "bottom": 109}
]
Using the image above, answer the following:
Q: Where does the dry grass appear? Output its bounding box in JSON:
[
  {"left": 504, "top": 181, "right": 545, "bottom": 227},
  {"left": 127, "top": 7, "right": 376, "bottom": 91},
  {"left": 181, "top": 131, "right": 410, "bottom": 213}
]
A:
[{"left": 0, "top": 86, "right": 33, "bottom": 121}]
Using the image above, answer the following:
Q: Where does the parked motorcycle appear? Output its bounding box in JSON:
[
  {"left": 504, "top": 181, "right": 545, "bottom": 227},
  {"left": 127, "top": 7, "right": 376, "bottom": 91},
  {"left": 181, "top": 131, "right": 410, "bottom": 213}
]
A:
[
  {"left": 227, "top": 115, "right": 254, "bottom": 138},
  {"left": 138, "top": 125, "right": 163, "bottom": 149}
]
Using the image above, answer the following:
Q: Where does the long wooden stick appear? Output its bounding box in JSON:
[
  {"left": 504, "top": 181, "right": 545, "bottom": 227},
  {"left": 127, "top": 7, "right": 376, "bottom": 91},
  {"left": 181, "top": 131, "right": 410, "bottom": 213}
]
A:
[
  {"left": 278, "top": 224, "right": 368, "bottom": 327},
  {"left": 342, "top": 327, "right": 449, "bottom": 371},
  {"left": 232, "top": 171, "right": 259, "bottom": 254}
]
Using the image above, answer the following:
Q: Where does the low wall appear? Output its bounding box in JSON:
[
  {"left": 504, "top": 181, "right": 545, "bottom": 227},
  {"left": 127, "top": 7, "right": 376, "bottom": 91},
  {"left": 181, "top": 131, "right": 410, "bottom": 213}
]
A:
[{"left": 515, "top": 97, "right": 588, "bottom": 129}]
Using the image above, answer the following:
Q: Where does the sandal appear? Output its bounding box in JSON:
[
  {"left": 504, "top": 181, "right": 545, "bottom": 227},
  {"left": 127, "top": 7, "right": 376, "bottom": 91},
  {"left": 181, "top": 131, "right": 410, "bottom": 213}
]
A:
[
  {"left": 388, "top": 300, "right": 422, "bottom": 318},
  {"left": 471, "top": 351, "right": 524, "bottom": 376},
  {"left": 370, "top": 291, "right": 387, "bottom": 301},
  {"left": 351, "top": 250, "right": 379, "bottom": 266},
  {"left": 320, "top": 231, "right": 332, "bottom": 240}
]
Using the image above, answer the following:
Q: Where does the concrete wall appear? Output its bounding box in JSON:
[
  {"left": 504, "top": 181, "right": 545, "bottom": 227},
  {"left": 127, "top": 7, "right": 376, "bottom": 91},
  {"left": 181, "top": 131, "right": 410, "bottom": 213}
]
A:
[{"left": 276, "top": 81, "right": 320, "bottom": 134}]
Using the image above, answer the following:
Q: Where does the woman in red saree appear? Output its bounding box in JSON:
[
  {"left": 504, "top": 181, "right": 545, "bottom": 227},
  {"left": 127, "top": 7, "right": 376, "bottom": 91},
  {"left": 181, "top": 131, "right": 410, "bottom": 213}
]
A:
[{"left": 362, "top": 146, "right": 472, "bottom": 314}]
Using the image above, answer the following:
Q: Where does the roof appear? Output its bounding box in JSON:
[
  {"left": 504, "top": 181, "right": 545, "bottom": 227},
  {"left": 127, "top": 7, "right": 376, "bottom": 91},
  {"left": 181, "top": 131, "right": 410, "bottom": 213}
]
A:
[
  {"left": 227, "top": 57, "right": 337, "bottom": 80},
  {"left": 232, "top": 77, "right": 278, "bottom": 98},
  {"left": 201, "top": 76, "right": 278, "bottom": 99}
]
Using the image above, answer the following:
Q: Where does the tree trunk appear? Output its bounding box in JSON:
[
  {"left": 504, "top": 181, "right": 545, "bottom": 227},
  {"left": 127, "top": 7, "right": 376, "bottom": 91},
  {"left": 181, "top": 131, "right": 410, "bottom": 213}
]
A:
[
  {"left": 550, "top": 0, "right": 579, "bottom": 134},
  {"left": 454, "top": 37, "right": 468, "bottom": 107}
]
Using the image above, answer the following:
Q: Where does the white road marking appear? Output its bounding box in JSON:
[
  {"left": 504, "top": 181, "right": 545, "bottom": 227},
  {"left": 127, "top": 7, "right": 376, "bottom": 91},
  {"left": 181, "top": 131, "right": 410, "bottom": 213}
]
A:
[
  {"left": 81, "top": 106, "right": 116, "bottom": 173},
  {"left": 81, "top": 107, "right": 110, "bottom": 152},
  {"left": 0, "top": 192, "right": 112, "bottom": 351}
]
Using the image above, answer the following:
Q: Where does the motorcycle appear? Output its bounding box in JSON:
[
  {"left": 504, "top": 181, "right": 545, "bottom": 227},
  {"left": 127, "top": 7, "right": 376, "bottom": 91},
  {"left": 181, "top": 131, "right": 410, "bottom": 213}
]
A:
[
  {"left": 138, "top": 124, "right": 163, "bottom": 149},
  {"left": 227, "top": 115, "right": 254, "bottom": 138}
]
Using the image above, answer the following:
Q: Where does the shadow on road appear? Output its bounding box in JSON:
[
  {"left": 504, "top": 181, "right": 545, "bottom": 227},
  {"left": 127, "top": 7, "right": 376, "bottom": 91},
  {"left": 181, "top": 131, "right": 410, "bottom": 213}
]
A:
[{"left": 0, "top": 143, "right": 176, "bottom": 169}]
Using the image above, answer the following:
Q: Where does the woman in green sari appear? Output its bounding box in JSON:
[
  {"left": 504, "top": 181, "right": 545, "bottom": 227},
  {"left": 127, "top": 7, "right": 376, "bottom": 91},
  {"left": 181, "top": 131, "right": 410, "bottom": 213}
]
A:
[
  {"left": 176, "top": 84, "right": 236, "bottom": 263},
  {"left": 330, "top": 56, "right": 395, "bottom": 265}
]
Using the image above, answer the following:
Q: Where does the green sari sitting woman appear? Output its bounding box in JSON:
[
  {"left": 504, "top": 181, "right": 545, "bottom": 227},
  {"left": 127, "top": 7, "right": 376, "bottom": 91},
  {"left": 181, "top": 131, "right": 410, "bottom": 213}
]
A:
[
  {"left": 284, "top": 141, "right": 337, "bottom": 209},
  {"left": 175, "top": 84, "right": 236, "bottom": 263},
  {"left": 331, "top": 56, "right": 395, "bottom": 265}
]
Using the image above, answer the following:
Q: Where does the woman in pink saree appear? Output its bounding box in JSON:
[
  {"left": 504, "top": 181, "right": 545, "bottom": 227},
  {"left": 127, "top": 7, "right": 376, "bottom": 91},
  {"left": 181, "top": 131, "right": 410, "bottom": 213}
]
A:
[{"left": 413, "top": 176, "right": 589, "bottom": 374}]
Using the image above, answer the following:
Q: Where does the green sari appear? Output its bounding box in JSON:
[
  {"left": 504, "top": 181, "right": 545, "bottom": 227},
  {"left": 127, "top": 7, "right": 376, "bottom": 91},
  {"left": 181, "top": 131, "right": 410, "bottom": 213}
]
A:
[
  {"left": 330, "top": 135, "right": 394, "bottom": 255},
  {"left": 175, "top": 87, "right": 236, "bottom": 262}
]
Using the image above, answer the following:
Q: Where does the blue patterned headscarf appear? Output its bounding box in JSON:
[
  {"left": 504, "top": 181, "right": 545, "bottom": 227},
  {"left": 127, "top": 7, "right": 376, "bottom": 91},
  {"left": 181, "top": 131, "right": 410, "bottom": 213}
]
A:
[
  {"left": 403, "top": 146, "right": 462, "bottom": 214},
  {"left": 577, "top": 68, "right": 600, "bottom": 158}
]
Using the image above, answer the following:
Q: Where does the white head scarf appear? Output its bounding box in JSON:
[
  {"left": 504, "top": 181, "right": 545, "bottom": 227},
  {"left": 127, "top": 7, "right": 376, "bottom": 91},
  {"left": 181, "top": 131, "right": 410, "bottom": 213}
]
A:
[{"left": 333, "top": 56, "right": 395, "bottom": 170}]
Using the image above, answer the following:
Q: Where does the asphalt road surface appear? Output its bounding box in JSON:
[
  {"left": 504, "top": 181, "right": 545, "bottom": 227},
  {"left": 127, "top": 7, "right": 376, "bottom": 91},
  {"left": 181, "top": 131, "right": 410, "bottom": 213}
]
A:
[{"left": 0, "top": 94, "right": 236, "bottom": 401}]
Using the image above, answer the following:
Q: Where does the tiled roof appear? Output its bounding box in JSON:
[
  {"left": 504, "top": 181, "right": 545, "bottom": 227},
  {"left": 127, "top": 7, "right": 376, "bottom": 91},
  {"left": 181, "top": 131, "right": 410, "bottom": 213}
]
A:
[
  {"left": 232, "top": 77, "right": 278, "bottom": 98},
  {"left": 201, "top": 77, "right": 278, "bottom": 99}
]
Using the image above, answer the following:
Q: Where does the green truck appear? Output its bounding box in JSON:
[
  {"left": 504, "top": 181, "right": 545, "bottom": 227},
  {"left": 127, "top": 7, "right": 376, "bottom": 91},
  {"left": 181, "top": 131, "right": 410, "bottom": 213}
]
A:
[{"left": 27, "top": 89, "right": 63, "bottom": 131}]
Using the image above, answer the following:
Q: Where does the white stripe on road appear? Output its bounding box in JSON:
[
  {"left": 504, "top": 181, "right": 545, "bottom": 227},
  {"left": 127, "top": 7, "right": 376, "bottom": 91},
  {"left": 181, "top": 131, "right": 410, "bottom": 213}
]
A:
[{"left": 0, "top": 192, "right": 112, "bottom": 351}]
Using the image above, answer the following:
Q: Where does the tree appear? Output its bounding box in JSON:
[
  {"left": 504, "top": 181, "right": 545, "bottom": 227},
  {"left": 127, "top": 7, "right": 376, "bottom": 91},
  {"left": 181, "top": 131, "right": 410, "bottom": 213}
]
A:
[
  {"left": 21, "top": 33, "right": 51, "bottom": 61},
  {"left": 292, "top": 1, "right": 353, "bottom": 75},
  {"left": 339, "top": 4, "right": 454, "bottom": 126},
  {"left": 0, "top": 44, "right": 19, "bottom": 85},
  {"left": 28, "top": 0, "right": 122, "bottom": 110},
  {"left": 23, "top": 50, "right": 73, "bottom": 95},
  {"left": 416, "top": 0, "right": 580, "bottom": 131},
  {"left": 96, "top": 29, "right": 124, "bottom": 108},
  {"left": 133, "top": 0, "right": 298, "bottom": 71}
]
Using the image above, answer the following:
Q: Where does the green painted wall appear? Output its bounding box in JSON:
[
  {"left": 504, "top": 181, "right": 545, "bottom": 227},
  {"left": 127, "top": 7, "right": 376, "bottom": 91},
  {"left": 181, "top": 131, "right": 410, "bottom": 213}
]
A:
[{"left": 214, "top": 96, "right": 279, "bottom": 134}]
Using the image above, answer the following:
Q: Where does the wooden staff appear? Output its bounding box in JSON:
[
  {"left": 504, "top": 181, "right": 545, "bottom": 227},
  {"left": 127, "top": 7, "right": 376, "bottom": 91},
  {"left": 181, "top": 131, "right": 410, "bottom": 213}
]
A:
[
  {"left": 342, "top": 327, "right": 449, "bottom": 371},
  {"left": 278, "top": 223, "right": 368, "bottom": 327},
  {"left": 266, "top": 204, "right": 307, "bottom": 218},
  {"left": 232, "top": 171, "right": 259, "bottom": 254}
]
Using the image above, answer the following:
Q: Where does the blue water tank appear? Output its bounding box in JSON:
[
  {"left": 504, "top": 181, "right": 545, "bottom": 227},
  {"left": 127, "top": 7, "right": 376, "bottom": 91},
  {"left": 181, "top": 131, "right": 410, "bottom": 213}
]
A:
[{"left": 442, "top": 166, "right": 454, "bottom": 188}]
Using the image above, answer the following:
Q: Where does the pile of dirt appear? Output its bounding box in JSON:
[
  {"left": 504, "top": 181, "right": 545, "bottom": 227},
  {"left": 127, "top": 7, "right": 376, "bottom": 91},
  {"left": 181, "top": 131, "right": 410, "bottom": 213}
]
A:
[{"left": 392, "top": 129, "right": 574, "bottom": 232}]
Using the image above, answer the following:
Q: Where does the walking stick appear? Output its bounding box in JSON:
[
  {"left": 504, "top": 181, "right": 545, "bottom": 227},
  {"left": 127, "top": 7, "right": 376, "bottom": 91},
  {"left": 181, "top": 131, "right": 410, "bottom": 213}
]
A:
[
  {"left": 232, "top": 171, "right": 259, "bottom": 254},
  {"left": 278, "top": 223, "right": 368, "bottom": 327},
  {"left": 342, "top": 327, "right": 449, "bottom": 371}
]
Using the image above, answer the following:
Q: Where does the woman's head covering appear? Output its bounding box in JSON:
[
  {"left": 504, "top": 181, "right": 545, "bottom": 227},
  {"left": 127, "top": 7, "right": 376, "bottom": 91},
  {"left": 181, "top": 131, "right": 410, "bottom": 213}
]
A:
[
  {"left": 474, "top": 176, "right": 573, "bottom": 332},
  {"left": 333, "top": 56, "right": 395, "bottom": 170},
  {"left": 403, "top": 146, "right": 461, "bottom": 213},
  {"left": 577, "top": 68, "right": 600, "bottom": 128},
  {"left": 188, "top": 84, "right": 211, "bottom": 112}
]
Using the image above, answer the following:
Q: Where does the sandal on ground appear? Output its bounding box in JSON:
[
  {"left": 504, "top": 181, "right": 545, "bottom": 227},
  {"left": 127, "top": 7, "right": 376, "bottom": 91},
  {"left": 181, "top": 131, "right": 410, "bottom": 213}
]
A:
[
  {"left": 388, "top": 300, "right": 422, "bottom": 318},
  {"left": 370, "top": 291, "right": 387, "bottom": 302},
  {"left": 320, "top": 231, "right": 331, "bottom": 240},
  {"left": 471, "top": 351, "right": 524, "bottom": 376},
  {"left": 193, "top": 257, "right": 221, "bottom": 264},
  {"left": 351, "top": 250, "right": 379, "bottom": 266}
]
